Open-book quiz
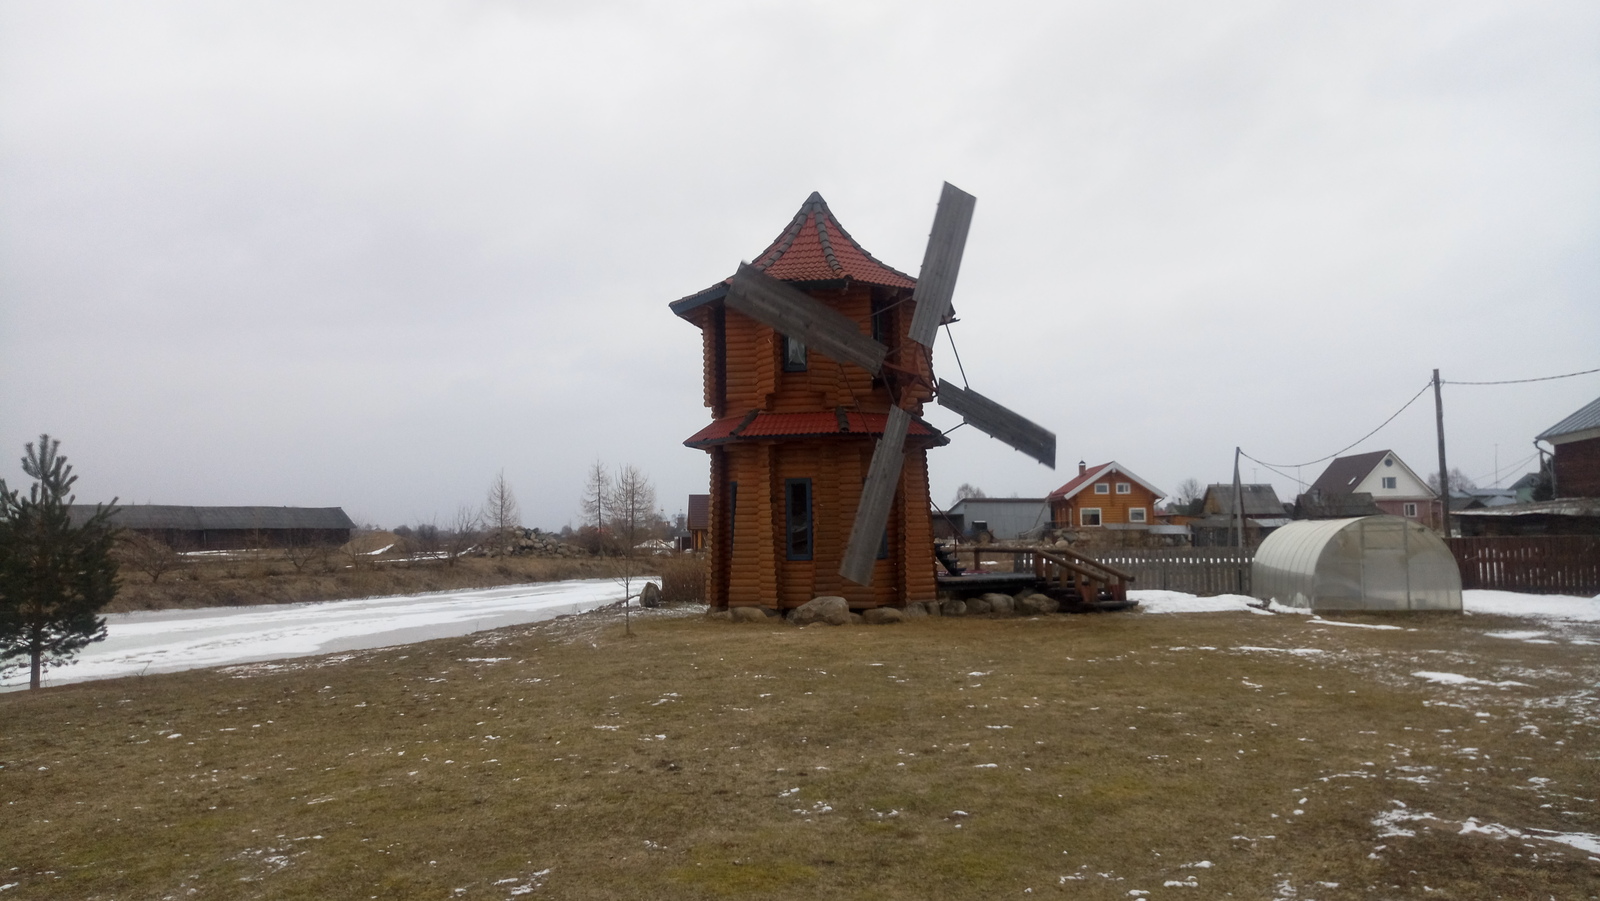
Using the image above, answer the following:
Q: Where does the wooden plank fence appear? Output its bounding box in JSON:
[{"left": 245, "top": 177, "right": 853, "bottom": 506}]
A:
[
  {"left": 1089, "top": 548, "right": 1255, "bottom": 597},
  {"left": 1445, "top": 536, "right": 1600, "bottom": 596}
]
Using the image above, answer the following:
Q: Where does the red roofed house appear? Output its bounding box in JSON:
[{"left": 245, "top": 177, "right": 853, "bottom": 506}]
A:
[
  {"left": 1049, "top": 461, "right": 1167, "bottom": 541},
  {"left": 669, "top": 193, "right": 948, "bottom": 612}
]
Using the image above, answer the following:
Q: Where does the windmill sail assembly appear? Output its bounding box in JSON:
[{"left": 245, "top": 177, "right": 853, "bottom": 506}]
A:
[{"left": 671, "top": 184, "right": 1056, "bottom": 614}]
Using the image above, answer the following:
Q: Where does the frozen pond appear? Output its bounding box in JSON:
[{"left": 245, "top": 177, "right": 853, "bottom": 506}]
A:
[{"left": 2, "top": 578, "right": 647, "bottom": 690}]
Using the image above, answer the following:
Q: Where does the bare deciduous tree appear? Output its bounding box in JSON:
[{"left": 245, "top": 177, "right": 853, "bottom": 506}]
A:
[
  {"left": 610, "top": 464, "right": 658, "bottom": 636},
  {"left": 951, "top": 483, "right": 986, "bottom": 505},
  {"left": 116, "top": 531, "right": 184, "bottom": 584},
  {"left": 484, "top": 470, "right": 521, "bottom": 554},
  {"left": 580, "top": 460, "right": 612, "bottom": 555},
  {"left": 443, "top": 505, "right": 481, "bottom": 567}
]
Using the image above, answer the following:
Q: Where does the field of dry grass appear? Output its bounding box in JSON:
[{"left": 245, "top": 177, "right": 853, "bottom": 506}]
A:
[
  {"left": 106, "top": 552, "right": 690, "bottom": 613},
  {"left": 2, "top": 603, "right": 1596, "bottom": 900}
]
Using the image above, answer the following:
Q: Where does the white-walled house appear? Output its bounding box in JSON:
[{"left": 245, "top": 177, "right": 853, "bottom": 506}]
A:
[{"left": 1306, "top": 450, "right": 1442, "bottom": 530}]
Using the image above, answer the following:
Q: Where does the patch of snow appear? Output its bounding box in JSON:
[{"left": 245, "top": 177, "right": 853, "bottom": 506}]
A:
[
  {"left": 2, "top": 578, "right": 653, "bottom": 689},
  {"left": 1464, "top": 589, "right": 1600, "bottom": 623},
  {"left": 1235, "top": 646, "right": 1325, "bottom": 656},
  {"left": 1131, "top": 591, "right": 1262, "bottom": 614},
  {"left": 1310, "top": 618, "right": 1402, "bottom": 630},
  {"left": 1412, "top": 672, "right": 1530, "bottom": 688}
]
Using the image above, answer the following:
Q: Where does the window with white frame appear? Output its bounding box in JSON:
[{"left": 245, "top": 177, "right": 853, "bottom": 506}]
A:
[
  {"left": 1403, "top": 502, "right": 1418, "bottom": 518},
  {"left": 1128, "top": 507, "right": 1147, "bottom": 523},
  {"left": 1116, "top": 483, "right": 1131, "bottom": 494},
  {"left": 1080, "top": 508, "right": 1102, "bottom": 526},
  {"left": 1095, "top": 483, "right": 1110, "bottom": 494},
  {"left": 1382, "top": 476, "right": 1397, "bottom": 490}
]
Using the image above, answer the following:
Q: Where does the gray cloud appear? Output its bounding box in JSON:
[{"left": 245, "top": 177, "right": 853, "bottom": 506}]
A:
[{"left": 3, "top": 1, "right": 1596, "bottom": 526}]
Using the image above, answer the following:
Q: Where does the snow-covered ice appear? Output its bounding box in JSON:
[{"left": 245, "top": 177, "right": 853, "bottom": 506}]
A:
[{"left": 1, "top": 578, "right": 649, "bottom": 690}]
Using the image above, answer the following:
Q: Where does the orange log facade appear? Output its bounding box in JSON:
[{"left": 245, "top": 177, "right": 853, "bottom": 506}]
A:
[{"left": 671, "top": 193, "right": 945, "bottom": 611}]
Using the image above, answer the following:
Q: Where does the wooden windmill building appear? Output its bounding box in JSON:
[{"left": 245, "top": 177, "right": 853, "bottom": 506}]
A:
[{"left": 670, "top": 187, "right": 1057, "bottom": 613}]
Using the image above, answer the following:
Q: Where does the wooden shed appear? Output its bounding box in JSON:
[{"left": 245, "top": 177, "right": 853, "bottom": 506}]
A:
[
  {"left": 670, "top": 193, "right": 948, "bottom": 612},
  {"left": 68, "top": 505, "right": 354, "bottom": 550}
]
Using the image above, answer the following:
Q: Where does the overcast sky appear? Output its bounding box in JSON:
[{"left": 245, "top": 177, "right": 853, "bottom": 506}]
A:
[{"left": 3, "top": 1, "right": 1597, "bottom": 530}]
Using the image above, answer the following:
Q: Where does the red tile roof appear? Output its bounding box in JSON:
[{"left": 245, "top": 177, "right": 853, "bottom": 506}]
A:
[
  {"left": 684, "top": 409, "right": 944, "bottom": 448},
  {"left": 750, "top": 193, "right": 917, "bottom": 288}
]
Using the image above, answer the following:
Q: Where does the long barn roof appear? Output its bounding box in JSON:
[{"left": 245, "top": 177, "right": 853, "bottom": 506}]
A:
[
  {"left": 671, "top": 192, "right": 915, "bottom": 318},
  {"left": 67, "top": 505, "right": 355, "bottom": 531}
]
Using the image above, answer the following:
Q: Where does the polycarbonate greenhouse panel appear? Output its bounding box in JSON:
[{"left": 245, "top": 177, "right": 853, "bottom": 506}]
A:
[{"left": 1252, "top": 516, "right": 1462, "bottom": 612}]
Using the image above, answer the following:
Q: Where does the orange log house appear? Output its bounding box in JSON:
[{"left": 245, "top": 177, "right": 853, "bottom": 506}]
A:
[
  {"left": 670, "top": 193, "right": 948, "bottom": 611},
  {"left": 1048, "top": 461, "right": 1167, "bottom": 530}
]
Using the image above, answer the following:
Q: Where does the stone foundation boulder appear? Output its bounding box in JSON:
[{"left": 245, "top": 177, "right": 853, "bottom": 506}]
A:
[
  {"left": 1016, "top": 593, "right": 1060, "bottom": 616},
  {"left": 967, "top": 595, "right": 992, "bottom": 615},
  {"left": 789, "top": 596, "right": 852, "bottom": 626},
  {"left": 940, "top": 598, "right": 968, "bottom": 617},
  {"left": 729, "top": 606, "right": 775, "bottom": 623},
  {"left": 862, "top": 607, "right": 904, "bottom": 625},
  {"left": 705, "top": 608, "right": 732, "bottom": 622},
  {"left": 981, "top": 593, "right": 1014, "bottom": 615},
  {"left": 902, "top": 603, "right": 929, "bottom": 619}
]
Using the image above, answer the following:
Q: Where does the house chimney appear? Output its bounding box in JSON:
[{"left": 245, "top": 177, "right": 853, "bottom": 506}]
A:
[{"left": 1078, "top": 460, "right": 1086, "bottom": 475}]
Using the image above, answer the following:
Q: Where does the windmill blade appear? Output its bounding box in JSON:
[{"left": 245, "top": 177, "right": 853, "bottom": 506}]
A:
[
  {"left": 725, "top": 262, "right": 887, "bottom": 375},
  {"left": 839, "top": 406, "right": 912, "bottom": 586},
  {"left": 936, "top": 380, "right": 1056, "bottom": 469},
  {"left": 907, "top": 182, "right": 977, "bottom": 348}
]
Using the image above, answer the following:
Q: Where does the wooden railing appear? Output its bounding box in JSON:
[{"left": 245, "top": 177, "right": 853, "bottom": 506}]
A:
[{"left": 1445, "top": 536, "right": 1600, "bottom": 596}]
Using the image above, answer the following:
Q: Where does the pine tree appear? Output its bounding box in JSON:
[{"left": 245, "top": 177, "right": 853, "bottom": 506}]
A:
[{"left": 0, "top": 435, "right": 121, "bottom": 689}]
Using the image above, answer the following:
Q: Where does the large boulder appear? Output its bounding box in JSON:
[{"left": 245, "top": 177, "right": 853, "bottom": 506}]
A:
[
  {"left": 981, "top": 593, "right": 1014, "bottom": 616},
  {"left": 902, "top": 603, "right": 929, "bottom": 619},
  {"left": 730, "top": 606, "right": 774, "bottom": 623},
  {"left": 967, "top": 595, "right": 992, "bottom": 615},
  {"left": 940, "top": 598, "right": 968, "bottom": 617},
  {"left": 789, "top": 596, "right": 852, "bottom": 626},
  {"left": 638, "top": 582, "right": 662, "bottom": 608},
  {"left": 705, "top": 608, "right": 733, "bottom": 622},
  {"left": 1016, "top": 593, "right": 1060, "bottom": 616},
  {"left": 862, "top": 607, "right": 904, "bottom": 625}
]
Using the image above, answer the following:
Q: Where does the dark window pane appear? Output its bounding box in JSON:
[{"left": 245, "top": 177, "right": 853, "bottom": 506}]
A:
[{"left": 786, "top": 478, "right": 812, "bottom": 560}]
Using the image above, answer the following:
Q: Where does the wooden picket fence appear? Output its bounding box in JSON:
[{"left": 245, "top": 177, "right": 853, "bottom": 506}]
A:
[
  {"left": 1089, "top": 548, "right": 1255, "bottom": 597},
  {"left": 1445, "top": 536, "right": 1600, "bottom": 596}
]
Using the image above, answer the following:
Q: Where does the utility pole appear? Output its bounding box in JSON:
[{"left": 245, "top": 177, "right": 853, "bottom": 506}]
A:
[
  {"left": 1232, "top": 446, "right": 1245, "bottom": 550},
  {"left": 1433, "top": 369, "right": 1450, "bottom": 537}
]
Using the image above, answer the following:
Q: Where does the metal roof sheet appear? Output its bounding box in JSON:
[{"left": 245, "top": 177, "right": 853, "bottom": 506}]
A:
[
  {"left": 1537, "top": 394, "right": 1600, "bottom": 442},
  {"left": 68, "top": 505, "right": 355, "bottom": 531},
  {"left": 1047, "top": 461, "right": 1167, "bottom": 501}
]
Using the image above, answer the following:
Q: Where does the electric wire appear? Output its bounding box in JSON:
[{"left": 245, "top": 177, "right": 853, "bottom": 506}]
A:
[
  {"left": 1243, "top": 380, "right": 1434, "bottom": 470},
  {"left": 1445, "top": 365, "right": 1600, "bottom": 386}
]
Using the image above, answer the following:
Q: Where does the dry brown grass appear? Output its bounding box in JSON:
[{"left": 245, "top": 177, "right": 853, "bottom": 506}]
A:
[
  {"left": 106, "top": 554, "right": 682, "bottom": 613},
  {"left": 1, "top": 606, "right": 1595, "bottom": 900}
]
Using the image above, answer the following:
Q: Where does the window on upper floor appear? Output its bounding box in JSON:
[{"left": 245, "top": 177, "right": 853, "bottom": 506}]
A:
[
  {"left": 783, "top": 335, "right": 807, "bottom": 372},
  {"left": 1095, "top": 483, "right": 1110, "bottom": 494},
  {"left": 1382, "top": 477, "right": 1397, "bottom": 489},
  {"left": 1116, "top": 483, "right": 1131, "bottom": 494}
]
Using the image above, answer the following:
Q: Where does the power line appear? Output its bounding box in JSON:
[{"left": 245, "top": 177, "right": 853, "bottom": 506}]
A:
[
  {"left": 1244, "top": 380, "right": 1434, "bottom": 470},
  {"left": 1445, "top": 365, "right": 1600, "bottom": 386}
]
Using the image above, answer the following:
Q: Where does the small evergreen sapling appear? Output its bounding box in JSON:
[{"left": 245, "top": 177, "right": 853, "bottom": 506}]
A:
[{"left": 0, "top": 435, "right": 121, "bottom": 689}]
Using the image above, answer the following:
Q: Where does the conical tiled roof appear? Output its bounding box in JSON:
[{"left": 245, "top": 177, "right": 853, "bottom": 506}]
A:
[{"left": 749, "top": 192, "right": 916, "bottom": 288}]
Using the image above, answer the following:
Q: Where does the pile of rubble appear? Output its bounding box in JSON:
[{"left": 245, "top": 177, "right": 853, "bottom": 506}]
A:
[{"left": 479, "top": 528, "right": 583, "bottom": 558}]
